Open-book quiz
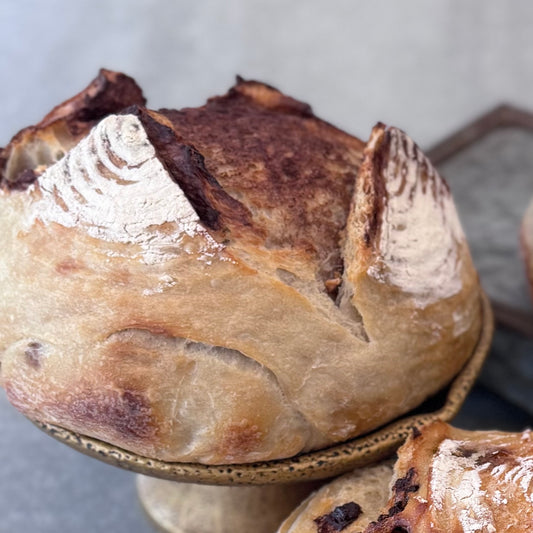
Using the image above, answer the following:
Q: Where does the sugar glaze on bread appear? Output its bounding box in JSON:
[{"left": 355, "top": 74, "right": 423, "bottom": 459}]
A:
[{"left": 0, "top": 71, "right": 481, "bottom": 464}]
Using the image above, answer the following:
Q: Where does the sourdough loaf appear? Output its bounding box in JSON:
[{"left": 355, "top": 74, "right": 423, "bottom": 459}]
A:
[
  {"left": 0, "top": 70, "right": 481, "bottom": 464},
  {"left": 280, "top": 421, "right": 533, "bottom": 533}
]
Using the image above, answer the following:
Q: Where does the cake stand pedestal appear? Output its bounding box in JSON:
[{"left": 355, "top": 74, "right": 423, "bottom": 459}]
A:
[{"left": 137, "top": 477, "right": 321, "bottom": 533}]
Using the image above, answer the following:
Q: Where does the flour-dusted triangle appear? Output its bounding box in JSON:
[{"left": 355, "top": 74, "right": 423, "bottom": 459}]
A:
[
  {"left": 27, "top": 113, "right": 220, "bottom": 265},
  {"left": 0, "top": 71, "right": 481, "bottom": 464}
]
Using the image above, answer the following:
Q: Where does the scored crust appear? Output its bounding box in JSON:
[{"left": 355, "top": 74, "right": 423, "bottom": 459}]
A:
[
  {"left": 0, "top": 71, "right": 481, "bottom": 464},
  {"left": 0, "top": 69, "right": 145, "bottom": 189},
  {"left": 279, "top": 422, "right": 533, "bottom": 533}
]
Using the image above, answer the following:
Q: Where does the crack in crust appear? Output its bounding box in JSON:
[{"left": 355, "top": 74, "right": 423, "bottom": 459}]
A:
[
  {"left": 365, "top": 468, "right": 419, "bottom": 533},
  {"left": 132, "top": 106, "right": 255, "bottom": 235},
  {"left": 159, "top": 77, "right": 365, "bottom": 284}
]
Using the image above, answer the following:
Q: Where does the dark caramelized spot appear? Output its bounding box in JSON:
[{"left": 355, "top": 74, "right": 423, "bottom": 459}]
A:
[
  {"left": 475, "top": 447, "right": 515, "bottom": 468},
  {"left": 24, "top": 342, "right": 43, "bottom": 369},
  {"left": 452, "top": 445, "right": 475, "bottom": 458},
  {"left": 39, "top": 69, "right": 146, "bottom": 132},
  {"left": 218, "top": 422, "right": 263, "bottom": 458},
  {"left": 411, "top": 426, "right": 422, "bottom": 439},
  {"left": 365, "top": 468, "right": 419, "bottom": 532},
  {"left": 132, "top": 107, "right": 253, "bottom": 233},
  {"left": 314, "top": 502, "right": 362, "bottom": 533},
  {"left": 387, "top": 500, "right": 408, "bottom": 517},
  {"left": 68, "top": 389, "right": 155, "bottom": 440},
  {"left": 159, "top": 77, "right": 364, "bottom": 283},
  {"left": 8, "top": 168, "right": 39, "bottom": 191},
  {"left": 392, "top": 468, "right": 419, "bottom": 496},
  {"left": 366, "top": 518, "right": 412, "bottom": 533}
]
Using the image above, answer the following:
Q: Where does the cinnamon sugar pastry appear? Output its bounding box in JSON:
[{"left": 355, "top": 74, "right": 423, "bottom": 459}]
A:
[
  {"left": 0, "top": 70, "right": 481, "bottom": 464},
  {"left": 280, "top": 421, "right": 533, "bottom": 533}
]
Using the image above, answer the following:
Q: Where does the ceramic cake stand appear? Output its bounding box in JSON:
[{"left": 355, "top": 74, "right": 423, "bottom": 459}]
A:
[{"left": 32, "top": 293, "right": 493, "bottom": 533}]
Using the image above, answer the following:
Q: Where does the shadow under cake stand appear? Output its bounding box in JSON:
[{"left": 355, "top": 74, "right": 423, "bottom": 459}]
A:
[{"left": 31, "top": 293, "right": 493, "bottom": 533}]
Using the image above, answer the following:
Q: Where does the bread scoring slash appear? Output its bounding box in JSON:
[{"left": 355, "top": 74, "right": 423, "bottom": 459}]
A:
[{"left": 0, "top": 70, "right": 481, "bottom": 464}]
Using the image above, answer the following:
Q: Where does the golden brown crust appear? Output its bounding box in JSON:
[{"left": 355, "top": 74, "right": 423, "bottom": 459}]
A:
[
  {"left": 0, "top": 71, "right": 482, "bottom": 464},
  {"left": 340, "top": 124, "right": 481, "bottom": 416},
  {"left": 366, "top": 422, "right": 533, "bottom": 533},
  {"left": 283, "top": 423, "right": 533, "bottom": 533},
  {"left": 277, "top": 461, "right": 395, "bottom": 533},
  {"left": 159, "top": 77, "right": 365, "bottom": 286}
]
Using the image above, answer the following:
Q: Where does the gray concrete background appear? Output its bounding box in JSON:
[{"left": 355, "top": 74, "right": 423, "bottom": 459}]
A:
[
  {"left": 2, "top": 1, "right": 533, "bottom": 149},
  {"left": 2, "top": 1, "right": 533, "bottom": 531}
]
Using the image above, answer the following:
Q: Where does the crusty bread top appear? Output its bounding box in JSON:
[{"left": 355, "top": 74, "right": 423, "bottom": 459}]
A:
[
  {"left": 0, "top": 71, "right": 482, "bottom": 464},
  {"left": 0, "top": 69, "right": 145, "bottom": 190},
  {"left": 156, "top": 79, "right": 365, "bottom": 288},
  {"left": 1, "top": 74, "right": 364, "bottom": 293},
  {"left": 366, "top": 421, "right": 533, "bottom": 532}
]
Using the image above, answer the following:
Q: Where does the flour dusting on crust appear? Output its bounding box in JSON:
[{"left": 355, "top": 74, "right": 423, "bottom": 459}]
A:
[
  {"left": 25, "top": 114, "right": 224, "bottom": 263},
  {"left": 429, "top": 433, "right": 533, "bottom": 533},
  {"left": 430, "top": 439, "right": 496, "bottom": 533},
  {"left": 368, "top": 127, "right": 465, "bottom": 308}
]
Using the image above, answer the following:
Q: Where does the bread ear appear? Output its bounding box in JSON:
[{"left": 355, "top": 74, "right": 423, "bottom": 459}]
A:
[
  {"left": 342, "top": 123, "right": 468, "bottom": 325},
  {"left": 339, "top": 123, "right": 480, "bottom": 349},
  {"left": 26, "top": 112, "right": 220, "bottom": 265},
  {"left": 1, "top": 70, "right": 145, "bottom": 190}
]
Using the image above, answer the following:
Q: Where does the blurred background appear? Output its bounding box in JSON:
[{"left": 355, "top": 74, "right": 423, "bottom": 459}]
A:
[
  {"left": 1, "top": 1, "right": 533, "bottom": 531},
  {"left": 3, "top": 0, "right": 533, "bottom": 148}
]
